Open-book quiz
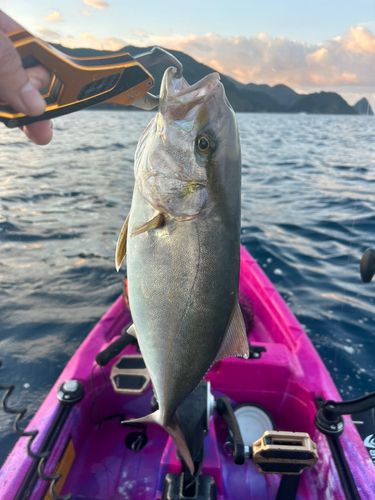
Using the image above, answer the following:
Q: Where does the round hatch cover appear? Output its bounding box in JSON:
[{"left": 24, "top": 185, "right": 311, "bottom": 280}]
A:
[{"left": 234, "top": 404, "right": 276, "bottom": 445}]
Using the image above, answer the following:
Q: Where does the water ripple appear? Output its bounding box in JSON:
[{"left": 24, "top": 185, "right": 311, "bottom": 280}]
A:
[{"left": 0, "top": 111, "right": 374, "bottom": 466}]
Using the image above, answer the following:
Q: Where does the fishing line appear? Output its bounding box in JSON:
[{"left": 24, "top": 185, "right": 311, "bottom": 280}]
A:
[{"left": 183, "top": 459, "right": 204, "bottom": 492}]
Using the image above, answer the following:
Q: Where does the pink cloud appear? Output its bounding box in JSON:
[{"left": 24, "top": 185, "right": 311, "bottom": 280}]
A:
[
  {"left": 131, "top": 27, "right": 374, "bottom": 95},
  {"left": 83, "top": 0, "right": 109, "bottom": 10}
]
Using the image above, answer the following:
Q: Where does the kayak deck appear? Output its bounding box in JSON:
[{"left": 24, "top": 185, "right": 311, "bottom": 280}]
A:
[{"left": 1, "top": 246, "right": 374, "bottom": 500}]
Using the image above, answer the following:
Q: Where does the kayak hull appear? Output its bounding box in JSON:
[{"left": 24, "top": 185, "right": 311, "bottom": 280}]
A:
[{"left": 1, "top": 246, "right": 374, "bottom": 500}]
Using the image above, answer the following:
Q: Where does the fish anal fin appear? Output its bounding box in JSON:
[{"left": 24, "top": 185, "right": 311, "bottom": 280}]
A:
[
  {"left": 122, "top": 409, "right": 194, "bottom": 474},
  {"left": 127, "top": 324, "right": 137, "bottom": 338},
  {"left": 115, "top": 214, "right": 130, "bottom": 272},
  {"left": 214, "top": 302, "right": 250, "bottom": 363},
  {"left": 130, "top": 213, "right": 164, "bottom": 238}
]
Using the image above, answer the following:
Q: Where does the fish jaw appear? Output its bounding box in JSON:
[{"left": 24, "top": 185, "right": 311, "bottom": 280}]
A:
[{"left": 159, "top": 67, "right": 223, "bottom": 121}]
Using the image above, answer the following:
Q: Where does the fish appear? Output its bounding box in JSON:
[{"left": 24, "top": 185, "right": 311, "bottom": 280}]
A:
[{"left": 116, "top": 67, "right": 249, "bottom": 474}]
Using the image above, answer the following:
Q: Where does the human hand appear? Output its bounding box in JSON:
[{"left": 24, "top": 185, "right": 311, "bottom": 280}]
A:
[{"left": 0, "top": 11, "right": 53, "bottom": 145}]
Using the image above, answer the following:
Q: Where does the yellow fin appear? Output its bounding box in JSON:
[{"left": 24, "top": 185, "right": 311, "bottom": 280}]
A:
[
  {"left": 115, "top": 214, "right": 129, "bottom": 272},
  {"left": 130, "top": 213, "right": 164, "bottom": 238},
  {"left": 214, "top": 302, "right": 250, "bottom": 363}
]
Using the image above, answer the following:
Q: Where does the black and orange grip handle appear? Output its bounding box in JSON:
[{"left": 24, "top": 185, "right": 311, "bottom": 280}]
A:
[{"left": 0, "top": 29, "right": 154, "bottom": 128}]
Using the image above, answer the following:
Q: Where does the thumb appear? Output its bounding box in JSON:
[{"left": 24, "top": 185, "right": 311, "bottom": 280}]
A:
[{"left": 0, "top": 17, "right": 46, "bottom": 116}]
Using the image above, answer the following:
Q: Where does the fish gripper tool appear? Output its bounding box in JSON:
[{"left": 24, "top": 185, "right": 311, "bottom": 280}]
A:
[{"left": 0, "top": 29, "right": 183, "bottom": 128}]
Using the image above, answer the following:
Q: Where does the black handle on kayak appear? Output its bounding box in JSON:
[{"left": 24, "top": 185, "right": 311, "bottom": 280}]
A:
[
  {"left": 316, "top": 391, "right": 375, "bottom": 437},
  {"left": 95, "top": 330, "right": 135, "bottom": 367},
  {"left": 216, "top": 397, "right": 245, "bottom": 464},
  {"left": 324, "top": 392, "right": 375, "bottom": 419}
]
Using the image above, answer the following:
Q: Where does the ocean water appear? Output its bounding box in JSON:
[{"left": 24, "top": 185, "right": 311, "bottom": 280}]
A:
[{"left": 0, "top": 111, "right": 374, "bottom": 466}]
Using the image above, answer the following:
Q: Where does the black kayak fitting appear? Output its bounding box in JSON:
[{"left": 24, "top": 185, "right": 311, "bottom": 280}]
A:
[
  {"left": 315, "top": 392, "right": 375, "bottom": 500},
  {"left": 360, "top": 248, "right": 375, "bottom": 282}
]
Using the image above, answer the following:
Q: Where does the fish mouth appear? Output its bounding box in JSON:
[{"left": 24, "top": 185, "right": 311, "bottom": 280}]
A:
[{"left": 160, "top": 67, "right": 222, "bottom": 104}]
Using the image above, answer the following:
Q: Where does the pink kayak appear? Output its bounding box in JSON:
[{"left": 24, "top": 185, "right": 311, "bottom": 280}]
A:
[{"left": 1, "top": 245, "right": 374, "bottom": 500}]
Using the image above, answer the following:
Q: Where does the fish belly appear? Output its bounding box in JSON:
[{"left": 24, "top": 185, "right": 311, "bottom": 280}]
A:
[{"left": 127, "top": 185, "right": 240, "bottom": 425}]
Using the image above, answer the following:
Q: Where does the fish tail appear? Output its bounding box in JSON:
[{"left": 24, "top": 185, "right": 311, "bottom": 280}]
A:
[
  {"left": 122, "top": 410, "right": 194, "bottom": 474},
  {"left": 165, "top": 415, "right": 194, "bottom": 475}
]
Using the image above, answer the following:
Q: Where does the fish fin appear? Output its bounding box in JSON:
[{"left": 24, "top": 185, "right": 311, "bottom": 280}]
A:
[
  {"left": 122, "top": 410, "right": 161, "bottom": 425},
  {"left": 127, "top": 323, "right": 137, "bottom": 337},
  {"left": 165, "top": 415, "right": 194, "bottom": 475},
  {"left": 214, "top": 302, "right": 250, "bottom": 363},
  {"left": 115, "top": 214, "right": 130, "bottom": 272},
  {"left": 130, "top": 213, "right": 164, "bottom": 237},
  {"left": 122, "top": 410, "right": 194, "bottom": 475}
]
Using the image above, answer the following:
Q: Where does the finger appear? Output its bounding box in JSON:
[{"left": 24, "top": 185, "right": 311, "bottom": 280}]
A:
[
  {"left": 0, "top": 10, "right": 22, "bottom": 33},
  {"left": 26, "top": 65, "right": 52, "bottom": 92},
  {"left": 0, "top": 19, "right": 46, "bottom": 116},
  {"left": 21, "top": 120, "right": 53, "bottom": 145},
  {"left": 0, "top": 11, "right": 51, "bottom": 95}
]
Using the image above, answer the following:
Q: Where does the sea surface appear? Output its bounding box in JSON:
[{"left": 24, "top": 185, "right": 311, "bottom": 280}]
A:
[{"left": 0, "top": 111, "right": 374, "bottom": 466}]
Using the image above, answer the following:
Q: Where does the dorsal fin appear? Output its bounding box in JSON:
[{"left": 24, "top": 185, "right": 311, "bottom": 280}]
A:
[
  {"left": 115, "top": 214, "right": 130, "bottom": 272},
  {"left": 214, "top": 302, "right": 249, "bottom": 363}
]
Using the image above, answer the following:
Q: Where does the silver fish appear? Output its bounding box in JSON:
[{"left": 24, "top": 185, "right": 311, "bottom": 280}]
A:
[{"left": 116, "top": 67, "right": 249, "bottom": 473}]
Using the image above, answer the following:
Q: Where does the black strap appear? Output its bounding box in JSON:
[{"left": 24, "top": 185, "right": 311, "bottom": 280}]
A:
[
  {"left": 326, "top": 436, "right": 361, "bottom": 500},
  {"left": 275, "top": 475, "right": 301, "bottom": 500}
]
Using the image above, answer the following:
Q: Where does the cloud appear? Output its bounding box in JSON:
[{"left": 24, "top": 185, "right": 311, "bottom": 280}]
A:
[
  {"left": 80, "top": 33, "right": 125, "bottom": 51},
  {"left": 34, "top": 24, "right": 374, "bottom": 105},
  {"left": 46, "top": 11, "right": 64, "bottom": 23},
  {"left": 54, "top": 32, "right": 125, "bottom": 51},
  {"left": 81, "top": 9, "right": 92, "bottom": 17},
  {"left": 342, "top": 26, "right": 375, "bottom": 53},
  {"left": 83, "top": 0, "right": 110, "bottom": 10},
  {"left": 129, "top": 26, "right": 374, "bottom": 97},
  {"left": 36, "top": 27, "right": 62, "bottom": 39}
]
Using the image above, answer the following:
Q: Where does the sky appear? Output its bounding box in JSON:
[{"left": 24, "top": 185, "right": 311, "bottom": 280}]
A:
[{"left": 1, "top": 0, "right": 375, "bottom": 108}]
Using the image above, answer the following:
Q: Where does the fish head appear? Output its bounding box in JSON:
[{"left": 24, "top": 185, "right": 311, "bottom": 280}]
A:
[{"left": 135, "top": 66, "right": 240, "bottom": 219}]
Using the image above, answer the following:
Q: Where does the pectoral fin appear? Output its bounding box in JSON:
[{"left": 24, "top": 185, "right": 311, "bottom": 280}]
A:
[
  {"left": 115, "top": 214, "right": 130, "bottom": 272},
  {"left": 130, "top": 213, "right": 164, "bottom": 238},
  {"left": 214, "top": 302, "right": 250, "bottom": 363},
  {"left": 127, "top": 324, "right": 137, "bottom": 337}
]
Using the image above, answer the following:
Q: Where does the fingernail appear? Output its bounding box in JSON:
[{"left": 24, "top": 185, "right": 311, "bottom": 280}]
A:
[{"left": 19, "top": 81, "right": 46, "bottom": 116}]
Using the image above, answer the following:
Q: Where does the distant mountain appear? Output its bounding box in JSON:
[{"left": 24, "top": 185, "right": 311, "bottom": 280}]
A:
[
  {"left": 289, "top": 92, "right": 357, "bottom": 115},
  {"left": 53, "top": 43, "right": 358, "bottom": 115},
  {"left": 231, "top": 80, "right": 301, "bottom": 107},
  {"left": 353, "top": 98, "right": 374, "bottom": 115}
]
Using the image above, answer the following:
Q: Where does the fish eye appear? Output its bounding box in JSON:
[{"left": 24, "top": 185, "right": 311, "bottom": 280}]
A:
[{"left": 196, "top": 135, "right": 211, "bottom": 154}]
